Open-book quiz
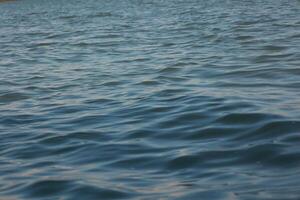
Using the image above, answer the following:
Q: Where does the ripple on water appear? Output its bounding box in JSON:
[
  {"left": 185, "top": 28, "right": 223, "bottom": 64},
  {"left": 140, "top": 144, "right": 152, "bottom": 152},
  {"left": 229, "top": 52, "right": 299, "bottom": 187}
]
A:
[{"left": 0, "top": 0, "right": 300, "bottom": 199}]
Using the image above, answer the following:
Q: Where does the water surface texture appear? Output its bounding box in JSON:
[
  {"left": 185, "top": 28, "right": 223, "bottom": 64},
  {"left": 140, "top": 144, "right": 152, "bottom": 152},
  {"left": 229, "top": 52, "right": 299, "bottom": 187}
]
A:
[{"left": 1, "top": 0, "right": 300, "bottom": 199}]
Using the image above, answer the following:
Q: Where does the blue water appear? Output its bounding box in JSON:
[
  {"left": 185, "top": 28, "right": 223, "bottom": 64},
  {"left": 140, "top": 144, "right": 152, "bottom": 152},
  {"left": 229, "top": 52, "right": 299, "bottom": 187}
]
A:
[{"left": 0, "top": 0, "right": 300, "bottom": 199}]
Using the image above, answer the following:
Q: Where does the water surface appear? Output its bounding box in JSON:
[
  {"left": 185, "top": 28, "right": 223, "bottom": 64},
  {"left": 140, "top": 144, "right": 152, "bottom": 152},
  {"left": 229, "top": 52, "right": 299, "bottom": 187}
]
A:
[{"left": 0, "top": 0, "right": 300, "bottom": 199}]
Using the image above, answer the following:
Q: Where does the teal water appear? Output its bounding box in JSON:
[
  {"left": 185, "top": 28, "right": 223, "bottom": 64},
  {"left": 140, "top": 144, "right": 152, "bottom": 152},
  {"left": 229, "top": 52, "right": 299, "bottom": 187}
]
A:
[{"left": 0, "top": 0, "right": 300, "bottom": 199}]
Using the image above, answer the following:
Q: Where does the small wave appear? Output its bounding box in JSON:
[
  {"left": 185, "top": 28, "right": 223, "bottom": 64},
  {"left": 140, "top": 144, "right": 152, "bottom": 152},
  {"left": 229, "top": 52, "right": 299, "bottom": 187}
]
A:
[{"left": 0, "top": 92, "right": 29, "bottom": 103}]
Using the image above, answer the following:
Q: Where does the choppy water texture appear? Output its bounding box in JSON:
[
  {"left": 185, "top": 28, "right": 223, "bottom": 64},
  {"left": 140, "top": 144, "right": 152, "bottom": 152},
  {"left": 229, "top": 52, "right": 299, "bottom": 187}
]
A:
[{"left": 1, "top": 0, "right": 300, "bottom": 199}]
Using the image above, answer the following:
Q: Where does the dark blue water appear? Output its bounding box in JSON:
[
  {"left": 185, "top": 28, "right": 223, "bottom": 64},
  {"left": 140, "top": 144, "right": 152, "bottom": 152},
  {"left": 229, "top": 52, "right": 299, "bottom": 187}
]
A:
[{"left": 1, "top": 0, "right": 300, "bottom": 199}]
